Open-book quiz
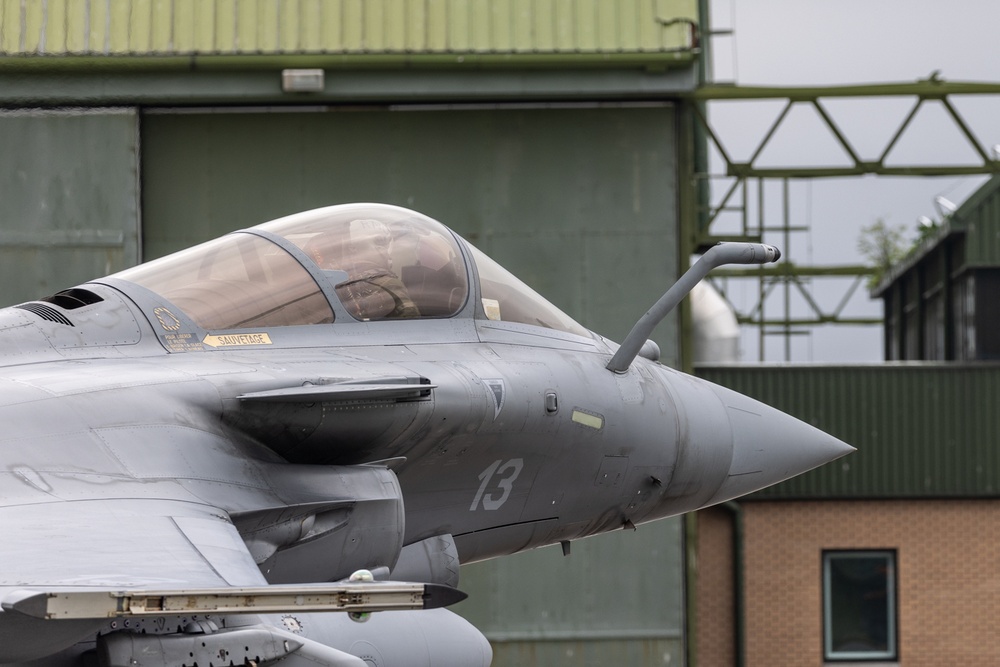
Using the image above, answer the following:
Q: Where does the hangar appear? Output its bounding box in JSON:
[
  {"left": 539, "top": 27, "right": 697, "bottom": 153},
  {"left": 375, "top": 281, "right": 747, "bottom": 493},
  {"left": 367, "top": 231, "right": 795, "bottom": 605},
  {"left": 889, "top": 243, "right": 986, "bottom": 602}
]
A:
[
  {"left": 0, "top": 2, "right": 699, "bottom": 664},
  {"left": 3, "top": 2, "right": 1000, "bottom": 666}
]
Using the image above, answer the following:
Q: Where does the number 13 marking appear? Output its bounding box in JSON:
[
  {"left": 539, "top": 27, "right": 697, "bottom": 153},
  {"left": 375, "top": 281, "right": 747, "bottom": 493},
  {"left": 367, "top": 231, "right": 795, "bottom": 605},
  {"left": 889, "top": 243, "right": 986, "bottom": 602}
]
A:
[{"left": 470, "top": 458, "right": 524, "bottom": 511}]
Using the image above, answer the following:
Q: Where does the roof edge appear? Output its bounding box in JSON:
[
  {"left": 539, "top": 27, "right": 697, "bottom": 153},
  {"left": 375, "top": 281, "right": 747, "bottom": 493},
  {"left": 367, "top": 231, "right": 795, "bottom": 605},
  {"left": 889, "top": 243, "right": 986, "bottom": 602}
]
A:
[
  {"left": 871, "top": 175, "right": 1000, "bottom": 296},
  {"left": 0, "top": 51, "right": 698, "bottom": 73},
  {"left": 869, "top": 220, "right": 958, "bottom": 297}
]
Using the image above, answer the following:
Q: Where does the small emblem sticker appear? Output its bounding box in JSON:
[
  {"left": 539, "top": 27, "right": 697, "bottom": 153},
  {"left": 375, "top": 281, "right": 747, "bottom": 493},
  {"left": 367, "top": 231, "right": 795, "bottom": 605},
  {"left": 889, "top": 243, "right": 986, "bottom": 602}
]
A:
[
  {"left": 153, "top": 307, "right": 181, "bottom": 332},
  {"left": 483, "top": 379, "right": 506, "bottom": 420}
]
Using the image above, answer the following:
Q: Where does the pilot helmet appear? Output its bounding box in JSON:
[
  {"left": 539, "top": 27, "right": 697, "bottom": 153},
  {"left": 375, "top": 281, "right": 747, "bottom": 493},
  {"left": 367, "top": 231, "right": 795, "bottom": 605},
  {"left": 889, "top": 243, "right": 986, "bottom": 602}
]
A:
[{"left": 349, "top": 219, "right": 391, "bottom": 250}]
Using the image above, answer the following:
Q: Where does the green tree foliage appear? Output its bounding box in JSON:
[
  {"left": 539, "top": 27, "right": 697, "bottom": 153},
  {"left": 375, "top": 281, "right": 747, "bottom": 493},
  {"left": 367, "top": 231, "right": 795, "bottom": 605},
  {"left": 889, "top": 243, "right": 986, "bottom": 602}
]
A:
[{"left": 857, "top": 218, "right": 908, "bottom": 288}]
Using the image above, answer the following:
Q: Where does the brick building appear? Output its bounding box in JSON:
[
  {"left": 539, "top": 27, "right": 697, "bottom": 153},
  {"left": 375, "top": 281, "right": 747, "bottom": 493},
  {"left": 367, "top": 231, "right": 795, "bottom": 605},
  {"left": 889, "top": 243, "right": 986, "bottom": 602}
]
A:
[{"left": 693, "top": 363, "right": 1000, "bottom": 666}]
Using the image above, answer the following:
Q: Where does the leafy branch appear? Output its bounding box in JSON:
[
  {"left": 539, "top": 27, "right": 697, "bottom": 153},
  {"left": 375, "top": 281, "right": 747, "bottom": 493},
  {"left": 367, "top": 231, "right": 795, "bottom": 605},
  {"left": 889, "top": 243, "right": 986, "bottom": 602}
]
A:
[{"left": 857, "top": 218, "right": 908, "bottom": 289}]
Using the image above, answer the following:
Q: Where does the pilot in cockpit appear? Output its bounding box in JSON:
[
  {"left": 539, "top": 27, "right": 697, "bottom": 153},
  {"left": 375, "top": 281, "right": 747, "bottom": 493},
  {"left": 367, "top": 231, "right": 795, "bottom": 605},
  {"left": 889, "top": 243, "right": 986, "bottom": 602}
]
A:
[{"left": 305, "top": 219, "right": 420, "bottom": 321}]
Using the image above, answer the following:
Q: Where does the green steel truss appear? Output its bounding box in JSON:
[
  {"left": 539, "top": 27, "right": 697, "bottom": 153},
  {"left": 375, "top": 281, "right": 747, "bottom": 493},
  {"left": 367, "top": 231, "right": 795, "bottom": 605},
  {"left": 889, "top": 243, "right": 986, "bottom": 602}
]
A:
[
  {"left": 688, "top": 77, "right": 1000, "bottom": 180},
  {"left": 680, "top": 77, "right": 1000, "bottom": 360}
]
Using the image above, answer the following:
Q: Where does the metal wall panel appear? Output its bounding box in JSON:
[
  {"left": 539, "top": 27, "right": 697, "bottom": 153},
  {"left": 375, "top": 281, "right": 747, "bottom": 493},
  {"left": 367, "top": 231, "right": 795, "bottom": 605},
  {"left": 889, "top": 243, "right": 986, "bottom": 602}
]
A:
[
  {"left": 0, "top": 108, "right": 139, "bottom": 306},
  {"left": 454, "top": 516, "right": 684, "bottom": 665},
  {"left": 0, "top": 0, "right": 697, "bottom": 58},
  {"left": 140, "top": 104, "right": 679, "bottom": 357},
  {"left": 697, "top": 364, "right": 1000, "bottom": 498},
  {"left": 960, "top": 175, "right": 1000, "bottom": 267}
]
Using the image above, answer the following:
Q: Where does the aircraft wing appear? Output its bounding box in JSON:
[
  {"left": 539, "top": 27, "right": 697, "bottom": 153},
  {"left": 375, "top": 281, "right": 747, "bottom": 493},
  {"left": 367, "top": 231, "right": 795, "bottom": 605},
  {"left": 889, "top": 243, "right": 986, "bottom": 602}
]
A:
[
  {"left": 0, "top": 498, "right": 268, "bottom": 594},
  {"left": 0, "top": 498, "right": 459, "bottom": 621}
]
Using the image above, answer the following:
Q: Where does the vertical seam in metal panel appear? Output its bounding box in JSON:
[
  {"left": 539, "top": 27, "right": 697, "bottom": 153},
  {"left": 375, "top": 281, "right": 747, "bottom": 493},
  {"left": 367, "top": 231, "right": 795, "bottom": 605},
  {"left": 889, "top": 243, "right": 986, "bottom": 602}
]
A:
[
  {"left": 38, "top": 0, "right": 46, "bottom": 53},
  {"left": 358, "top": 2, "right": 368, "bottom": 53},
  {"left": 205, "top": 0, "right": 213, "bottom": 53},
  {"left": 595, "top": 0, "right": 601, "bottom": 51},
  {"left": 514, "top": 0, "right": 538, "bottom": 53},
  {"left": 103, "top": 0, "right": 109, "bottom": 53},
  {"left": 550, "top": 0, "right": 557, "bottom": 52},
  {"left": 611, "top": 3, "right": 625, "bottom": 53},
  {"left": 571, "top": 0, "right": 577, "bottom": 53},
  {"left": 275, "top": 0, "right": 281, "bottom": 54},
  {"left": 297, "top": 0, "right": 304, "bottom": 52},
  {"left": 426, "top": 0, "right": 431, "bottom": 53},
  {"left": 530, "top": 0, "right": 537, "bottom": 52},
  {"left": 338, "top": 0, "right": 343, "bottom": 52},
  {"left": 148, "top": 0, "right": 155, "bottom": 53},
  {"left": 509, "top": 0, "right": 515, "bottom": 52},
  {"left": 636, "top": 0, "right": 643, "bottom": 53},
  {"left": 168, "top": 0, "right": 175, "bottom": 51},
  {"left": 442, "top": 0, "right": 448, "bottom": 51},
  {"left": 257, "top": 0, "right": 263, "bottom": 52},
  {"left": 125, "top": 0, "right": 133, "bottom": 54},
  {"left": 464, "top": 0, "right": 472, "bottom": 53}
]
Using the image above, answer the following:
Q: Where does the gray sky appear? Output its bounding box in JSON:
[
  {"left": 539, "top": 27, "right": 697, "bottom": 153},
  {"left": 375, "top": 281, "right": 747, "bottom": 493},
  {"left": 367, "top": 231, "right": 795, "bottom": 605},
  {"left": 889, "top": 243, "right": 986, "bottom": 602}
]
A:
[{"left": 704, "top": 0, "right": 1000, "bottom": 362}]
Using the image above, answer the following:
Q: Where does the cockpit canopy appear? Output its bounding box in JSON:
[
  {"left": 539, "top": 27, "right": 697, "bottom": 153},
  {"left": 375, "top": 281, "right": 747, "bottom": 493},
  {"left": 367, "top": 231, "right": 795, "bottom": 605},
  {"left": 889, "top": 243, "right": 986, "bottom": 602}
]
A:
[{"left": 114, "top": 203, "right": 589, "bottom": 338}]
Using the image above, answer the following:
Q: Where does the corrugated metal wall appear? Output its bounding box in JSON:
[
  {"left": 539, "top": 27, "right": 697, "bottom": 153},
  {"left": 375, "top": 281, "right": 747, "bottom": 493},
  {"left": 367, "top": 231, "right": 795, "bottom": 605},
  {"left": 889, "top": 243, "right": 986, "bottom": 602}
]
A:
[
  {"left": 0, "top": 108, "right": 139, "bottom": 305},
  {"left": 957, "top": 175, "right": 1000, "bottom": 267},
  {"left": 455, "top": 516, "right": 684, "bottom": 665},
  {"left": 697, "top": 364, "right": 1000, "bottom": 498},
  {"left": 0, "top": 0, "right": 697, "bottom": 57}
]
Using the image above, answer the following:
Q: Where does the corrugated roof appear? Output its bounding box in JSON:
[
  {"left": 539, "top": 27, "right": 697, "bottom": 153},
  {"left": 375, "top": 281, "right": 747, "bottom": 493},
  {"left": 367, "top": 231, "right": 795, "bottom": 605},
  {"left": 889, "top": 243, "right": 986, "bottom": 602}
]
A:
[
  {"left": 697, "top": 364, "right": 1000, "bottom": 499},
  {"left": 0, "top": 0, "right": 698, "bottom": 65}
]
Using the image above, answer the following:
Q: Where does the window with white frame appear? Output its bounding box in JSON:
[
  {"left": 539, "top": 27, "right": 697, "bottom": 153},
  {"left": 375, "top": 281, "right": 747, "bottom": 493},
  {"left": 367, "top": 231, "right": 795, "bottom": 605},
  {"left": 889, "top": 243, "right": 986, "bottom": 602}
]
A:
[{"left": 822, "top": 550, "right": 897, "bottom": 662}]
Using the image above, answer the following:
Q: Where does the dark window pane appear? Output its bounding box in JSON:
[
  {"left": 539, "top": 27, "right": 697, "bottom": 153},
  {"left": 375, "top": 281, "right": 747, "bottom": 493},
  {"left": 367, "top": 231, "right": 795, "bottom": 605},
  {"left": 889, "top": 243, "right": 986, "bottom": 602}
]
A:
[{"left": 824, "top": 551, "right": 896, "bottom": 660}]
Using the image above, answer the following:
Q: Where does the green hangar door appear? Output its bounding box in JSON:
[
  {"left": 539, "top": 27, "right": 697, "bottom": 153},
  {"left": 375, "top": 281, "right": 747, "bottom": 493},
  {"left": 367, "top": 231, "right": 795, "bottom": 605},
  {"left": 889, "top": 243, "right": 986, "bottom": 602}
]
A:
[
  {"left": 140, "top": 105, "right": 680, "bottom": 359},
  {"left": 0, "top": 109, "right": 140, "bottom": 306}
]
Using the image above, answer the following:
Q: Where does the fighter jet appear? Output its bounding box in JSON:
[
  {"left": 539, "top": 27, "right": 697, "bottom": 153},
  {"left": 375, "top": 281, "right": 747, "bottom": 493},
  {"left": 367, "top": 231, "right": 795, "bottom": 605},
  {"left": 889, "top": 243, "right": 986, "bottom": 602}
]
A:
[{"left": 0, "top": 203, "right": 852, "bottom": 666}]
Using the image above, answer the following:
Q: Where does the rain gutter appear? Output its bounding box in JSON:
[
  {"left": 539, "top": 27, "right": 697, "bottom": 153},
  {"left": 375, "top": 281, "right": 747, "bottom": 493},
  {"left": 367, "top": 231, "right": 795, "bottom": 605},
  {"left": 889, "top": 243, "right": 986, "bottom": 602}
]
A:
[{"left": 722, "top": 501, "right": 745, "bottom": 667}]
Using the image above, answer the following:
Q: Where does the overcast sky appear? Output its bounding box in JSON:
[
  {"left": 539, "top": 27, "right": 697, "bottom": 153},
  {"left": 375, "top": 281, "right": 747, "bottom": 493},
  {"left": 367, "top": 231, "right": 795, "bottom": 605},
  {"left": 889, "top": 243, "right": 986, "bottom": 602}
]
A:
[{"left": 703, "top": 0, "right": 1000, "bottom": 362}]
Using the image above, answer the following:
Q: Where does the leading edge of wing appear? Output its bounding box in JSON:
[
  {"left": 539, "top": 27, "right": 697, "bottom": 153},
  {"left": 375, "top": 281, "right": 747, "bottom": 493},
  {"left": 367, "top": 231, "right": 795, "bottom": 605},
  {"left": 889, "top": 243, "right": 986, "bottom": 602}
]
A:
[
  {"left": 0, "top": 498, "right": 465, "bottom": 622},
  {"left": 3, "top": 580, "right": 466, "bottom": 620}
]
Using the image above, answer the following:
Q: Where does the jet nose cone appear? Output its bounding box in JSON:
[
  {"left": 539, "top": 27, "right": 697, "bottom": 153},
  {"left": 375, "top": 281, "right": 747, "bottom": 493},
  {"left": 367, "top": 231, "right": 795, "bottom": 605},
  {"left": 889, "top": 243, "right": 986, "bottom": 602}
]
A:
[{"left": 705, "top": 383, "right": 855, "bottom": 505}]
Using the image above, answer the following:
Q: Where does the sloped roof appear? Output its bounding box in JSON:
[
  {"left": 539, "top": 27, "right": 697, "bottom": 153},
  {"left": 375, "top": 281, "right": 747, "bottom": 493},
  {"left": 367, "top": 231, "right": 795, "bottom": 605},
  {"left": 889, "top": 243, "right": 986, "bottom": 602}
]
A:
[
  {"left": 872, "top": 174, "right": 1000, "bottom": 295},
  {"left": 0, "top": 0, "right": 698, "bottom": 68}
]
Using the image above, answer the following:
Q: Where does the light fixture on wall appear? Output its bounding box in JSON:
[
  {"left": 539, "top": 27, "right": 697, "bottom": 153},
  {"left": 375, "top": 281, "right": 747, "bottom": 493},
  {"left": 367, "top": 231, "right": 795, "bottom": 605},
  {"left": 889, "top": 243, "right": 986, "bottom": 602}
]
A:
[{"left": 282, "top": 69, "right": 325, "bottom": 93}]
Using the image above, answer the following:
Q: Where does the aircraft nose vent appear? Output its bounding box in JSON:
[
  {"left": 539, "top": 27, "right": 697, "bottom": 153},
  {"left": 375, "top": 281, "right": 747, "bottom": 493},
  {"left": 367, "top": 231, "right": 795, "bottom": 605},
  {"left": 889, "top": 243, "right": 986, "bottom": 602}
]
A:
[{"left": 14, "top": 302, "right": 74, "bottom": 327}]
